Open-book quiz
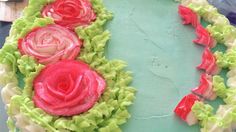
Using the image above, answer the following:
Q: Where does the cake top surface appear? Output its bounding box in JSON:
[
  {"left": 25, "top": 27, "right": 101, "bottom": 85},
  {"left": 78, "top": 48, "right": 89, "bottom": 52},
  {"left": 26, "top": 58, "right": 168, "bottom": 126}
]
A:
[{"left": 0, "top": 0, "right": 228, "bottom": 131}]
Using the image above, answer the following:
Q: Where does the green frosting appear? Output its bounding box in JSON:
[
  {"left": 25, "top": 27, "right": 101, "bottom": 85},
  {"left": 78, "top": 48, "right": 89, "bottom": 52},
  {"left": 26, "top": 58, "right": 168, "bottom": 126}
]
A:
[
  {"left": 7, "top": 117, "right": 17, "bottom": 132},
  {"left": 192, "top": 102, "right": 236, "bottom": 131},
  {"left": 187, "top": 2, "right": 236, "bottom": 45},
  {"left": 182, "top": 1, "right": 236, "bottom": 131},
  {"left": 9, "top": 96, "right": 57, "bottom": 132},
  {"left": 1, "top": 0, "right": 136, "bottom": 131},
  {"left": 192, "top": 102, "right": 213, "bottom": 122},
  {"left": 214, "top": 48, "right": 236, "bottom": 68},
  {"left": 206, "top": 24, "right": 236, "bottom": 44},
  {"left": 212, "top": 75, "right": 228, "bottom": 98}
]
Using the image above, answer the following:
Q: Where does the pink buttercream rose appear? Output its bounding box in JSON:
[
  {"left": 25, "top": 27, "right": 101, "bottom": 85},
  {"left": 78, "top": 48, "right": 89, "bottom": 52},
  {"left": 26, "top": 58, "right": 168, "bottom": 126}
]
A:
[
  {"left": 42, "top": 0, "right": 96, "bottom": 29},
  {"left": 18, "top": 24, "right": 82, "bottom": 64},
  {"left": 33, "top": 60, "right": 106, "bottom": 116}
]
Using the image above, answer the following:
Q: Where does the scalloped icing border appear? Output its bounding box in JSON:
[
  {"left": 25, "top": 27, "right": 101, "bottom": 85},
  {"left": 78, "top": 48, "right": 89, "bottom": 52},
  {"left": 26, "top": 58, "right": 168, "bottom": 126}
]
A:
[
  {"left": 179, "top": 0, "right": 236, "bottom": 131},
  {"left": 0, "top": 0, "right": 136, "bottom": 131}
]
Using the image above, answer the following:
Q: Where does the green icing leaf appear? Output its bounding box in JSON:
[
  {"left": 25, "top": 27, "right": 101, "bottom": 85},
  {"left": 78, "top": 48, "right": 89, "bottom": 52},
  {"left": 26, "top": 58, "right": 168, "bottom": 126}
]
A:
[{"left": 212, "top": 75, "right": 228, "bottom": 98}]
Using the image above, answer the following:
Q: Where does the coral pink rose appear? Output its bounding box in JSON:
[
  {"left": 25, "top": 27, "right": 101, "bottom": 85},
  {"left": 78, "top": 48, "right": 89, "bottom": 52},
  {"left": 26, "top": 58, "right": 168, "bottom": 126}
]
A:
[
  {"left": 33, "top": 60, "right": 106, "bottom": 116},
  {"left": 18, "top": 25, "right": 82, "bottom": 64},
  {"left": 42, "top": 0, "right": 96, "bottom": 29}
]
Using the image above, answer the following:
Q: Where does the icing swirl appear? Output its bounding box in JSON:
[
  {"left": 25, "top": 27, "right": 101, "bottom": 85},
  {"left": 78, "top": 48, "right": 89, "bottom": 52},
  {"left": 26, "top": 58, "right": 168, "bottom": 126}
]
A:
[
  {"left": 174, "top": 94, "right": 200, "bottom": 125},
  {"left": 192, "top": 73, "right": 216, "bottom": 100},
  {"left": 193, "top": 25, "right": 216, "bottom": 48},
  {"left": 178, "top": 5, "right": 200, "bottom": 28},
  {"left": 33, "top": 60, "right": 106, "bottom": 116},
  {"left": 18, "top": 25, "right": 82, "bottom": 65},
  {"left": 42, "top": 0, "right": 96, "bottom": 29},
  {"left": 197, "top": 48, "right": 221, "bottom": 75}
]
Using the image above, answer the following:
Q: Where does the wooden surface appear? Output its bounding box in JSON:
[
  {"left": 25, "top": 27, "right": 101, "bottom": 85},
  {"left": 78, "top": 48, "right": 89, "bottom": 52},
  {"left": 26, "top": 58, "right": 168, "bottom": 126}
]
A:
[{"left": 0, "top": 0, "right": 28, "bottom": 22}]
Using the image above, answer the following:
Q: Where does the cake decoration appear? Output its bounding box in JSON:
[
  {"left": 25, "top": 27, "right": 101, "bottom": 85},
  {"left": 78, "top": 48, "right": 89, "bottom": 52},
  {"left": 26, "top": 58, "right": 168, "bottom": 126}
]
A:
[
  {"left": 178, "top": 5, "right": 200, "bottom": 28},
  {"left": 174, "top": 94, "right": 200, "bottom": 125},
  {"left": 42, "top": 0, "right": 96, "bottom": 29},
  {"left": 193, "top": 25, "right": 216, "bottom": 48},
  {"left": 33, "top": 60, "right": 106, "bottom": 116},
  {"left": 0, "top": 0, "right": 136, "bottom": 131},
  {"left": 18, "top": 24, "right": 82, "bottom": 64},
  {"left": 191, "top": 73, "right": 216, "bottom": 100},
  {"left": 175, "top": 0, "right": 236, "bottom": 131},
  {"left": 197, "top": 47, "right": 220, "bottom": 75}
]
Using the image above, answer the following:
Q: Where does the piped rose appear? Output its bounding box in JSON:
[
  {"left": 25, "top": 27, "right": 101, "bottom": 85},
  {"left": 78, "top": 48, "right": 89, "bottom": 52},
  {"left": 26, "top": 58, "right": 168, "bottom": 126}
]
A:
[
  {"left": 33, "top": 60, "right": 106, "bottom": 116},
  {"left": 18, "top": 25, "right": 82, "bottom": 65},
  {"left": 42, "top": 0, "right": 96, "bottom": 29}
]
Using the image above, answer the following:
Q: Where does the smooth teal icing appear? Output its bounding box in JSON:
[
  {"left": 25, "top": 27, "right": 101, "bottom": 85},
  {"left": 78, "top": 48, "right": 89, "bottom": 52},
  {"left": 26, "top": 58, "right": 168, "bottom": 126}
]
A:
[
  {"left": 0, "top": 0, "right": 226, "bottom": 131},
  {"left": 103, "top": 0, "right": 222, "bottom": 131}
]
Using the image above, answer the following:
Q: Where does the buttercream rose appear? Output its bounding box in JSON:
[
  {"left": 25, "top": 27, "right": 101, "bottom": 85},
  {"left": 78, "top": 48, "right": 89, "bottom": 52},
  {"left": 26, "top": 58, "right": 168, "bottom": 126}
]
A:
[
  {"left": 33, "top": 60, "right": 106, "bottom": 116},
  {"left": 18, "top": 25, "right": 82, "bottom": 64},
  {"left": 42, "top": 0, "right": 96, "bottom": 29}
]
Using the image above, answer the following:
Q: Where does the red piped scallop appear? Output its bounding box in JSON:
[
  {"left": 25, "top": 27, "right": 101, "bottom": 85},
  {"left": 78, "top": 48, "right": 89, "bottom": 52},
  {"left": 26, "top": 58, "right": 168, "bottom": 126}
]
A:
[
  {"left": 193, "top": 25, "right": 216, "bottom": 48},
  {"left": 192, "top": 73, "right": 216, "bottom": 100},
  {"left": 174, "top": 94, "right": 199, "bottom": 125},
  {"left": 197, "top": 48, "right": 221, "bottom": 75},
  {"left": 178, "top": 5, "right": 200, "bottom": 28}
]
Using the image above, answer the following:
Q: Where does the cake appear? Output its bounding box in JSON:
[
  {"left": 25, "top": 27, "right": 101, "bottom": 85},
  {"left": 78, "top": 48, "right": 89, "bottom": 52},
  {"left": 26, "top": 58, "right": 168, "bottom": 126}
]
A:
[{"left": 1, "top": 0, "right": 236, "bottom": 132}]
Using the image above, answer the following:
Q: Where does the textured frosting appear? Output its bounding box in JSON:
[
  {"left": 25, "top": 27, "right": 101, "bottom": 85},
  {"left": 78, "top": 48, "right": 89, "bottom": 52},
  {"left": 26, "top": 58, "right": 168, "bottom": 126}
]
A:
[
  {"left": 18, "top": 24, "right": 82, "bottom": 64},
  {"left": 0, "top": 0, "right": 136, "bottom": 131},
  {"left": 33, "top": 60, "right": 106, "bottom": 116},
  {"left": 3, "top": 0, "right": 236, "bottom": 132},
  {"left": 42, "top": 0, "right": 96, "bottom": 29},
  {"left": 175, "top": 0, "right": 236, "bottom": 131}
]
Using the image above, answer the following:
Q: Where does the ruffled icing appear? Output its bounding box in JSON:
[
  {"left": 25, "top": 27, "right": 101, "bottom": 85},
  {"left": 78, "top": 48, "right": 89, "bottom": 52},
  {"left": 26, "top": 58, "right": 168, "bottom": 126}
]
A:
[
  {"left": 42, "top": 0, "right": 96, "bottom": 29},
  {"left": 176, "top": 1, "right": 236, "bottom": 131},
  {"left": 192, "top": 102, "right": 236, "bottom": 132},
  {"left": 215, "top": 48, "right": 236, "bottom": 69},
  {"left": 1, "top": 0, "right": 135, "bottom": 131},
  {"left": 184, "top": 0, "right": 236, "bottom": 49},
  {"left": 212, "top": 75, "right": 228, "bottom": 99},
  {"left": 192, "top": 73, "right": 216, "bottom": 100},
  {"left": 174, "top": 94, "right": 200, "bottom": 124},
  {"left": 18, "top": 24, "right": 82, "bottom": 65},
  {"left": 197, "top": 48, "right": 221, "bottom": 75},
  {"left": 193, "top": 25, "right": 216, "bottom": 48},
  {"left": 178, "top": 5, "right": 200, "bottom": 27}
]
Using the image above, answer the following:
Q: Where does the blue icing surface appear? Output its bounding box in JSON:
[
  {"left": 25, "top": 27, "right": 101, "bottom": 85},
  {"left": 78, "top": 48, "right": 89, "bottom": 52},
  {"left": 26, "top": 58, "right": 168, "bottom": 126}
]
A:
[
  {"left": 0, "top": 0, "right": 229, "bottom": 132},
  {"left": 104, "top": 0, "right": 204, "bottom": 131}
]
